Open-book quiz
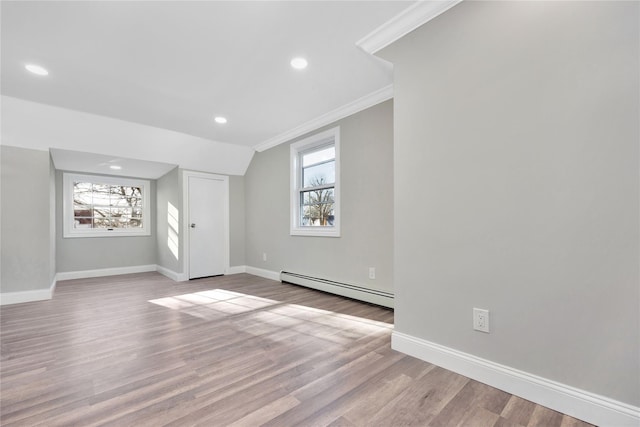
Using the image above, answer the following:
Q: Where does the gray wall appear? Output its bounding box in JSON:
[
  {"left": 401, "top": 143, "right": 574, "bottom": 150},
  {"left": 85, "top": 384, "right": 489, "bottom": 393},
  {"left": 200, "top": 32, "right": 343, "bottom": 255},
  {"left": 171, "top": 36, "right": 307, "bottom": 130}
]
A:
[
  {"left": 49, "top": 154, "right": 56, "bottom": 284},
  {"left": 380, "top": 1, "right": 639, "bottom": 405},
  {"left": 229, "top": 175, "right": 245, "bottom": 267},
  {"left": 55, "top": 170, "right": 157, "bottom": 273},
  {"left": 245, "top": 100, "right": 394, "bottom": 292},
  {"left": 156, "top": 167, "right": 182, "bottom": 273},
  {"left": 1, "top": 146, "right": 54, "bottom": 292}
]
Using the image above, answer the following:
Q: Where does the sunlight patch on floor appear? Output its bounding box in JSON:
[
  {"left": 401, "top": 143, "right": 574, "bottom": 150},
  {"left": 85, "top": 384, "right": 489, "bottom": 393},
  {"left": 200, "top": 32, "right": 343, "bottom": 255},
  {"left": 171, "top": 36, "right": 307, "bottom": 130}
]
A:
[{"left": 148, "top": 289, "right": 393, "bottom": 341}]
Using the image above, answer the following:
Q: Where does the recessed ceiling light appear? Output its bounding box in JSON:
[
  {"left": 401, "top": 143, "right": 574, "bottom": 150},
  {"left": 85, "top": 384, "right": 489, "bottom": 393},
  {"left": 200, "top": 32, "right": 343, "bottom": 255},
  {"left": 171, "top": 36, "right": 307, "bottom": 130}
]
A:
[
  {"left": 25, "top": 64, "right": 49, "bottom": 76},
  {"left": 109, "top": 165, "right": 122, "bottom": 170},
  {"left": 290, "top": 57, "right": 308, "bottom": 70},
  {"left": 214, "top": 116, "right": 227, "bottom": 124}
]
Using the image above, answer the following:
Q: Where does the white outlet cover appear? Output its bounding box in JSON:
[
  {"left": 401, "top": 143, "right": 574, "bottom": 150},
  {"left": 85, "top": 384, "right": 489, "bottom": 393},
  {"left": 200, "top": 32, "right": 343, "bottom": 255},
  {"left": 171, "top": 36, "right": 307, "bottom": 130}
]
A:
[{"left": 473, "top": 308, "right": 490, "bottom": 333}]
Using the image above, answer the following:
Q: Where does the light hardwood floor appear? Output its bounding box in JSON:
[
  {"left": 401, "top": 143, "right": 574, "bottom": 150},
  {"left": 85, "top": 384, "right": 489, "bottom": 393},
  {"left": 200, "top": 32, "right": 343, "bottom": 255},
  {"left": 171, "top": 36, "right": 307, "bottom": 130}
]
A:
[{"left": 1, "top": 273, "right": 593, "bottom": 427}]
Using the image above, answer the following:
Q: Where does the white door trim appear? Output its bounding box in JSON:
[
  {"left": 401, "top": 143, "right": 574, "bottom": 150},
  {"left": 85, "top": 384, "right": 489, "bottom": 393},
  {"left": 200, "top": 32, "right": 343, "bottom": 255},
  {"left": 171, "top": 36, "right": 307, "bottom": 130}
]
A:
[{"left": 182, "top": 170, "right": 230, "bottom": 279}]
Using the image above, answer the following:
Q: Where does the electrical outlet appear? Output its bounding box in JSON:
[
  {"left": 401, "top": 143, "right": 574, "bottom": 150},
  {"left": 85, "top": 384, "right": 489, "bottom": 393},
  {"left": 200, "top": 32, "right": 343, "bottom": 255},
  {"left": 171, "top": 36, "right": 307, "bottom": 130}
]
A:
[
  {"left": 262, "top": 252, "right": 267, "bottom": 262},
  {"left": 369, "top": 267, "right": 376, "bottom": 279},
  {"left": 473, "top": 308, "right": 490, "bottom": 333}
]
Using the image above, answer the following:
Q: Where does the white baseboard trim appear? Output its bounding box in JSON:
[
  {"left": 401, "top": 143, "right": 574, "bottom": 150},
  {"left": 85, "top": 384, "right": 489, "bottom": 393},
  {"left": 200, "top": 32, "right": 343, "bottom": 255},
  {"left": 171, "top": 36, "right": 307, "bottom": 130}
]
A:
[
  {"left": 392, "top": 332, "right": 640, "bottom": 427},
  {"left": 56, "top": 264, "right": 157, "bottom": 281},
  {"left": 56, "top": 264, "right": 255, "bottom": 284},
  {"left": 0, "top": 277, "right": 57, "bottom": 306},
  {"left": 226, "top": 265, "right": 247, "bottom": 275},
  {"left": 156, "top": 265, "right": 188, "bottom": 282},
  {"left": 245, "top": 266, "right": 281, "bottom": 282}
]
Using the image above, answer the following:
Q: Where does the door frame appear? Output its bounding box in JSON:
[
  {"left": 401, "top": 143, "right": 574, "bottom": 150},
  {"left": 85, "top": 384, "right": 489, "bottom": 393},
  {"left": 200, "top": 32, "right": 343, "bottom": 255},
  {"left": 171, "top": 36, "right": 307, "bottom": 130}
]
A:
[{"left": 182, "top": 170, "right": 230, "bottom": 279}]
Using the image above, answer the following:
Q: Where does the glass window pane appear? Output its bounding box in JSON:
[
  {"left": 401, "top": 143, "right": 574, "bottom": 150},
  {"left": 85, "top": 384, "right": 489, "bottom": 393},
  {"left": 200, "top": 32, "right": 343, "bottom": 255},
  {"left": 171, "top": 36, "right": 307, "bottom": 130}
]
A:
[
  {"left": 112, "top": 198, "right": 143, "bottom": 207},
  {"left": 110, "top": 186, "right": 142, "bottom": 207},
  {"left": 74, "top": 206, "right": 93, "bottom": 218},
  {"left": 112, "top": 197, "right": 143, "bottom": 208},
  {"left": 302, "top": 188, "right": 334, "bottom": 205},
  {"left": 73, "top": 182, "right": 93, "bottom": 205},
  {"left": 92, "top": 206, "right": 111, "bottom": 219},
  {"left": 302, "top": 146, "right": 334, "bottom": 167},
  {"left": 111, "top": 194, "right": 131, "bottom": 207},
  {"left": 74, "top": 217, "right": 93, "bottom": 228},
  {"left": 124, "top": 218, "right": 143, "bottom": 228},
  {"left": 111, "top": 186, "right": 141, "bottom": 197},
  {"left": 91, "top": 184, "right": 111, "bottom": 206},
  {"left": 303, "top": 160, "right": 335, "bottom": 188},
  {"left": 300, "top": 188, "right": 334, "bottom": 227},
  {"left": 110, "top": 207, "right": 132, "bottom": 216},
  {"left": 110, "top": 207, "right": 132, "bottom": 226},
  {"left": 93, "top": 218, "right": 113, "bottom": 228}
]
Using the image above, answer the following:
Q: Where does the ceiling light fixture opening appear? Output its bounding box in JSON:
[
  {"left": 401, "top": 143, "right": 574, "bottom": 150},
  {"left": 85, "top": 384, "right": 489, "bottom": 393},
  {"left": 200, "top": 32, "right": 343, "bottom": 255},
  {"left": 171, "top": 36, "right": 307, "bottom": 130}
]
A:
[
  {"left": 214, "top": 116, "right": 228, "bottom": 124},
  {"left": 109, "top": 165, "right": 122, "bottom": 170},
  {"left": 25, "top": 64, "right": 49, "bottom": 76},
  {"left": 290, "top": 57, "right": 308, "bottom": 70}
]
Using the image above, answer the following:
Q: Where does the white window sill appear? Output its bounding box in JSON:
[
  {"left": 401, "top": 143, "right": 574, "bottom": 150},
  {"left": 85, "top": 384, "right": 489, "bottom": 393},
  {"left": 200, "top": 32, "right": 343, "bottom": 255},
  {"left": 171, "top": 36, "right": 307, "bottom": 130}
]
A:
[{"left": 290, "top": 227, "right": 340, "bottom": 238}]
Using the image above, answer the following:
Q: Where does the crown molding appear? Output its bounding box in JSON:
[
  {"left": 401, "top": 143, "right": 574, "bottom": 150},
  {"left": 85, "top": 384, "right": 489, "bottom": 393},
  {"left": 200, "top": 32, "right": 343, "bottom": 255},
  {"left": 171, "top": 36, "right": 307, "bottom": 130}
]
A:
[
  {"left": 356, "top": 0, "right": 463, "bottom": 55},
  {"left": 253, "top": 84, "right": 393, "bottom": 153},
  {"left": 252, "top": 2, "right": 462, "bottom": 153}
]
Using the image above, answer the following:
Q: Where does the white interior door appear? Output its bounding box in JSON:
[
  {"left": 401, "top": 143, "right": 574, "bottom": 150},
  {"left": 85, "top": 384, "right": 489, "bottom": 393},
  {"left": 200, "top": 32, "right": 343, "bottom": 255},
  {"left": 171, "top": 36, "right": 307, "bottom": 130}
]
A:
[{"left": 188, "top": 175, "right": 226, "bottom": 279}]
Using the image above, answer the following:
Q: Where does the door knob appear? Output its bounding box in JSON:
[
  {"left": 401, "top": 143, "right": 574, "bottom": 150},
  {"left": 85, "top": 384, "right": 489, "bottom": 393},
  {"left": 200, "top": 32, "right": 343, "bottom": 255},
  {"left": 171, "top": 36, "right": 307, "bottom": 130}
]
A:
[{"left": 190, "top": 223, "right": 196, "bottom": 228}]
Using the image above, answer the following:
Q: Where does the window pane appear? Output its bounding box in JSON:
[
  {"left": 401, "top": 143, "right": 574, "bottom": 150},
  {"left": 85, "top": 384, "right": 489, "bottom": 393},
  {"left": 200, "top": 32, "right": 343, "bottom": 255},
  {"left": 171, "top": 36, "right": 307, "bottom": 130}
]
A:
[
  {"left": 93, "top": 218, "right": 113, "bottom": 228},
  {"left": 303, "top": 160, "right": 335, "bottom": 188},
  {"left": 302, "top": 146, "right": 334, "bottom": 167},
  {"left": 113, "top": 197, "right": 143, "bottom": 208},
  {"left": 74, "top": 206, "right": 93, "bottom": 218},
  {"left": 73, "top": 182, "right": 93, "bottom": 205},
  {"left": 91, "top": 184, "right": 111, "bottom": 206},
  {"left": 124, "top": 218, "right": 143, "bottom": 228},
  {"left": 110, "top": 207, "right": 131, "bottom": 216},
  {"left": 302, "top": 188, "right": 334, "bottom": 205},
  {"left": 74, "top": 217, "right": 93, "bottom": 228},
  {"left": 110, "top": 195, "right": 142, "bottom": 207},
  {"left": 300, "top": 188, "right": 334, "bottom": 226},
  {"left": 110, "top": 186, "right": 143, "bottom": 207},
  {"left": 111, "top": 185, "right": 142, "bottom": 198},
  {"left": 111, "top": 207, "right": 132, "bottom": 224},
  {"left": 92, "top": 206, "right": 110, "bottom": 219}
]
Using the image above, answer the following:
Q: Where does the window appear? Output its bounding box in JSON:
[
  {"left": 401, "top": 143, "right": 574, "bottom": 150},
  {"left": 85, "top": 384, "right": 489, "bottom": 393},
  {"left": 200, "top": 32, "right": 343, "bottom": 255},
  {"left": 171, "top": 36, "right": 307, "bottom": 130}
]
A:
[
  {"left": 63, "top": 173, "right": 151, "bottom": 238},
  {"left": 290, "top": 127, "right": 340, "bottom": 237}
]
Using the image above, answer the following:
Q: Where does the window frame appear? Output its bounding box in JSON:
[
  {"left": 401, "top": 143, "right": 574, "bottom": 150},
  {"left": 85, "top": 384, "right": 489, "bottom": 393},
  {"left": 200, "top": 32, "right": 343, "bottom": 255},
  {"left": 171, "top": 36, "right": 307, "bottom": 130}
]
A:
[
  {"left": 63, "top": 172, "right": 151, "bottom": 238},
  {"left": 290, "top": 126, "right": 340, "bottom": 237}
]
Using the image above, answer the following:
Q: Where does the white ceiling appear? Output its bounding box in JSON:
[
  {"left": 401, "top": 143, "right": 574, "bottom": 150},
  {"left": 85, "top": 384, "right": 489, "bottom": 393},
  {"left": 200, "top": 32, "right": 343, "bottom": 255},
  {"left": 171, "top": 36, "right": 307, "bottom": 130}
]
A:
[
  {"left": 1, "top": 1, "right": 413, "bottom": 151},
  {"left": 50, "top": 148, "right": 177, "bottom": 180}
]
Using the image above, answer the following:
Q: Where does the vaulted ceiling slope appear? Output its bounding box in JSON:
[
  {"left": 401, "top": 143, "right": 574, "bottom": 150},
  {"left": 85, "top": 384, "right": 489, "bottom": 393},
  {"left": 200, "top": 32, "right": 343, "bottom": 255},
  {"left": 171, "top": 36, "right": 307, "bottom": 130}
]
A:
[{"left": 1, "top": 1, "right": 413, "bottom": 153}]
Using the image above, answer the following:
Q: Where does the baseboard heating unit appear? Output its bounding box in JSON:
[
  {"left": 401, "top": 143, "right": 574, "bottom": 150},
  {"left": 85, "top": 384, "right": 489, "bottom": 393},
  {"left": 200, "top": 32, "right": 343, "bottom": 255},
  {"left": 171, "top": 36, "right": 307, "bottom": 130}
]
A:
[{"left": 280, "top": 271, "right": 394, "bottom": 308}]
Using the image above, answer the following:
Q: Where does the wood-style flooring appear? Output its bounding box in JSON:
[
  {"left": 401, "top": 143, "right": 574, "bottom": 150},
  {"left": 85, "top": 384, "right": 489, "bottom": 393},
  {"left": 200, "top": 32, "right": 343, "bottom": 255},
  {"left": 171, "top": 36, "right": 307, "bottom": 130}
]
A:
[{"left": 0, "top": 273, "right": 593, "bottom": 426}]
